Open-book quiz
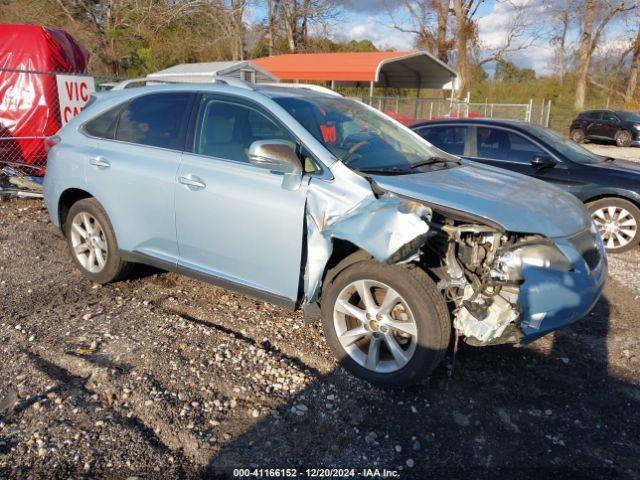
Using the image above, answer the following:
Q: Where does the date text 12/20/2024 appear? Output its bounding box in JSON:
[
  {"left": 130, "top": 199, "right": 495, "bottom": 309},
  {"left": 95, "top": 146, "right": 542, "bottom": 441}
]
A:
[{"left": 233, "top": 468, "right": 401, "bottom": 478}]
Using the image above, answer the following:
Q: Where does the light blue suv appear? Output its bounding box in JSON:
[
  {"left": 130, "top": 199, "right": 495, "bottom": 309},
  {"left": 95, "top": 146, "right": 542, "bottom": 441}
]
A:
[{"left": 44, "top": 81, "right": 607, "bottom": 387}]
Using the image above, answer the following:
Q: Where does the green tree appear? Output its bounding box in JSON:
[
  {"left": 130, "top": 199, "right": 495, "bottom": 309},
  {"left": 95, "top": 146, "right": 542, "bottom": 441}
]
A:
[{"left": 494, "top": 61, "right": 536, "bottom": 82}]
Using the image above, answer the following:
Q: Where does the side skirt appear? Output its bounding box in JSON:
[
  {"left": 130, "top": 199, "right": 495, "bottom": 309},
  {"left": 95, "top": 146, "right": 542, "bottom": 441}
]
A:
[{"left": 120, "top": 250, "right": 297, "bottom": 311}]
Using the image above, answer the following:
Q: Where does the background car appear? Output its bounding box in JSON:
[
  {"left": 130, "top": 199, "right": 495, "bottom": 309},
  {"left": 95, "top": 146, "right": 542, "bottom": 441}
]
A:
[
  {"left": 412, "top": 118, "right": 640, "bottom": 252},
  {"left": 570, "top": 109, "right": 640, "bottom": 147}
]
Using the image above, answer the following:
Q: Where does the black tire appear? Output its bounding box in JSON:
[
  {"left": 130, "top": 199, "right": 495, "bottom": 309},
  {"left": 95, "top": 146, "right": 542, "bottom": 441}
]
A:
[
  {"left": 320, "top": 260, "right": 451, "bottom": 388},
  {"left": 587, "top": 197, "right": 640, "bottom": 253},
  {"left": 615, "top": 130, "right": 632, "bottom": 147},
  {"left": 64, "top": 198, "right": 133, "bottom": 283},
  {"left": 570, "top": 128, "right": 585, "bottom": 144}
]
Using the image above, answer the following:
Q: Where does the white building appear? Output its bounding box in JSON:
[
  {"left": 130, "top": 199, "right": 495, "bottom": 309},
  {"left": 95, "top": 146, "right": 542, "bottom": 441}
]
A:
[{"left": 147, "top": 61, "right": 278, "bottom": 84}]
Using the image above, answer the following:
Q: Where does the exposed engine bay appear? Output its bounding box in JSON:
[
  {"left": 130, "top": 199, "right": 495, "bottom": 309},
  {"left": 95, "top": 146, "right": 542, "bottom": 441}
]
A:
[{"left": 425, "top": 212, "right": 528, "bottom": 345}]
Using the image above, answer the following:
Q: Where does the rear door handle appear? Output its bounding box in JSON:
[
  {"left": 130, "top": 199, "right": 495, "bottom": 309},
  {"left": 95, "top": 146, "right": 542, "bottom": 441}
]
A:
[
  {"left": 89, "top": 156, "right": 110, "bottom": 168},
  {"left": 178, "top": 175, "right": 206, "bottom": 190}
]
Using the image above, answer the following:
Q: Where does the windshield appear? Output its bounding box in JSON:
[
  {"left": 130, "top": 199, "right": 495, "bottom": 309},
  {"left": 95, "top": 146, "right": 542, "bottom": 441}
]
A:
[
  {"left": 527, "top": 125, "right": 604, "bottom": 164},
  {"left": 616, "top": 110, "right": 640, "bottom": 122},
  {"left": 273, "top": 95, "right": 455, "bottom": 173}
]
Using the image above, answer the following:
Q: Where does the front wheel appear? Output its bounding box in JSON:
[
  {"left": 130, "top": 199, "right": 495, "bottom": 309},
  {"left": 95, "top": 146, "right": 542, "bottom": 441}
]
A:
[
  {"left": 320, "top": 261, "right": 451, "bottom": 388},
  {"left": 615, "top": 130, "right": 632, "bottom": 147},
  {"left": 588, "top": 198, "right": 640, "bottom": 253}
]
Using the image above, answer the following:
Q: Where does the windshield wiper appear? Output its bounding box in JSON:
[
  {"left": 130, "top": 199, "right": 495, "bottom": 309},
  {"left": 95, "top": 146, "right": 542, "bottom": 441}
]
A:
[
  {"left": 411, "top": 156, "right": 461, "bottom": 169},
  {"left": 604, "top": 156, "right": 615, "bottom": 162},
  {"left": 357, "top": 167, "right": 409, "bottom": 175}
]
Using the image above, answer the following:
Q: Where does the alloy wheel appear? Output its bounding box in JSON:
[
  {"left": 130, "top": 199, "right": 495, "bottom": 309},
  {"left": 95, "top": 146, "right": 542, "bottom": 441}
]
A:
[
  {"left": 592, "top": 206, "right": 637, "bottom": 250},
  {"left": 333, "top": 279, "right": 418, "bottom": 373},
  {"left": 616, "top": 131, "right": 632, "bottom": 147},
  {"left": 70, "top": 212, "right": 109, "bottom": 273},
  {"left": 571, "top": 129, "right": 584, "bottom": 143}
]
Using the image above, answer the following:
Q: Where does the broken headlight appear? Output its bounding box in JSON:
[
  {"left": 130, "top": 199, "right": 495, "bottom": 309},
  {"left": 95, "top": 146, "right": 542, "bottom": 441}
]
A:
[{"left": 490, "top": 242, "right": 573, "bottom": 282}]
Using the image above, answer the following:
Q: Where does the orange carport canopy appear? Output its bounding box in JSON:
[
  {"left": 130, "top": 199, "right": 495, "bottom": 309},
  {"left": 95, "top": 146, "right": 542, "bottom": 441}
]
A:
[{"left": 252, "top": 51, "right": 457, "bottom": 89}]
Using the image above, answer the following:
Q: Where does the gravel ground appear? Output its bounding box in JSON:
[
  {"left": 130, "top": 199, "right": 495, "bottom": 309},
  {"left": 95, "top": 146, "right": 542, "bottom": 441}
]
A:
[
  {"left": 1, "top": 198, "right": 640, "bottom": 479},
  {"left": 583, "top": 143, "right": 640, "bottom": 163}
]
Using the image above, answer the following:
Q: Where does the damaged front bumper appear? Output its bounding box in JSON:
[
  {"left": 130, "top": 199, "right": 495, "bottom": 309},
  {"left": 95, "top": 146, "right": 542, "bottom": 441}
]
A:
[{"left": 517, "top": 236, "right": 607, "bottom": 344}]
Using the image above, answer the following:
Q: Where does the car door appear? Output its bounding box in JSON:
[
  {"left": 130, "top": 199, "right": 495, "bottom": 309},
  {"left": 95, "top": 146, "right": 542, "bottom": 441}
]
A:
[
  {"left": 600, "top": 111, "right": 620, "bottom": 140},
  {"left": 175, "top": 93, "right": 309, "bottom": 303},
  {"left": 86, "top": 91, "right": 195, "bottom": 263},
  {"left": 467, "top": 125, "right": 570, "bottom": 190},
  {"left": 415, "top": 124, "right": 470, "bottom": 157},
  {"left": 585, "top": 110, "right": 605, "bottom": 138}
]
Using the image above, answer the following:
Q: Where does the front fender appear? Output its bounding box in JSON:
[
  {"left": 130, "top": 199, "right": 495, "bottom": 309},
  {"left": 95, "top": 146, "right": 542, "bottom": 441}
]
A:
[{"left": 580, "top": 188, "right": 640, "bottom": 206}]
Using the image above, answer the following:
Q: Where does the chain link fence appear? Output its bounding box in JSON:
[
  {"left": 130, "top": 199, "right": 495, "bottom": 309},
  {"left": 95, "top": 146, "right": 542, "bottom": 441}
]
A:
[
  {"left": 0, "top": 67, "right": 119, "bottom": 177},
  {"left": 356, "top": 95, "right": 552, "bottom": 127}
]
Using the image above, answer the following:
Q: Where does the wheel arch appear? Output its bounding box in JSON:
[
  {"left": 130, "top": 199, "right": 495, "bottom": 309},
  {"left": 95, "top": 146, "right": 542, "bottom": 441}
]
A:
[
  {"left": 584, "top": 192, "right": 640, "bottom": 210},
  {"left": 58, "top": 188, "right": 94, "bottom": 235},
  {"left": 316, "top": 238, "right": 442, "bottom": 306},
  {"left": 320, "top": 240, "right": 371, "bottom": 293}
]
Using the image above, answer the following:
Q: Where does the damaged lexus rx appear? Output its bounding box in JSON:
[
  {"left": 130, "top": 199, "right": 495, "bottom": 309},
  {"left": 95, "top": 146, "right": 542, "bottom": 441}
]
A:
[{"left": 43, "top": 82, "right": 607, "bottom": 387}]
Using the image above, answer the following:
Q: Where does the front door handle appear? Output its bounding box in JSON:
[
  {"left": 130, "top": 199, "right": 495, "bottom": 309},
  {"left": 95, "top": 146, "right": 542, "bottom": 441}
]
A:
[
  {"left": 178, "top": 175, "right": 206, "bottom": 190},
  {"left": 89, "top": 156, "right": 110, "bottom": 168}
]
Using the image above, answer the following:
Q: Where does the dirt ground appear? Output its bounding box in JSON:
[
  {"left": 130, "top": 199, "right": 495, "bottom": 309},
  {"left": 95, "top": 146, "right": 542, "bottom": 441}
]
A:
[{"left": 1, "top": 198, "right": 640, "bottom": 480}]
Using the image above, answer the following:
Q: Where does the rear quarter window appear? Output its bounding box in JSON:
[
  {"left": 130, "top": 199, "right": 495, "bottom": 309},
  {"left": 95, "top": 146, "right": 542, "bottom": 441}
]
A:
[{"left": 83, "top": 105, "right": 122, "bottom": 139}]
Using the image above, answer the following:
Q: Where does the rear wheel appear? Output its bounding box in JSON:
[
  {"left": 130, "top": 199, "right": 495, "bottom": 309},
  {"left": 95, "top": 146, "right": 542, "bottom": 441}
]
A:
[
  {"left": 615, "top": 130, "right": 632, "bottom": 147},
  {"left": 571, "top": 128, "right": 585, "bottom": 144},
  {"left": 588, "top": 198, "right": 640, "bottom": 253},
  {"left": 321, "top": 261, "right": 450, "bottom": 388},
  {"left": 64, "top": 198, "right": 133, "bottom": 283}
]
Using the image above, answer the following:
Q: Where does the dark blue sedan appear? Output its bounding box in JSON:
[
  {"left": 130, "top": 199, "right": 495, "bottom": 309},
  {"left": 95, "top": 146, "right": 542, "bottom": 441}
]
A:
[{"left": 412, "top": 118, "right": 640, "bottom": 252}]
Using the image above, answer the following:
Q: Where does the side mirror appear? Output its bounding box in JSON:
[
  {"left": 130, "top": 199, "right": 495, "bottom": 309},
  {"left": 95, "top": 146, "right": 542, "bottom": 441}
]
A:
[
  {"left": 248, "top": 140, "right": 303, "bottom": 190},
  {"left": 531, "top": 154, "right": 556, "bottom": 170}
]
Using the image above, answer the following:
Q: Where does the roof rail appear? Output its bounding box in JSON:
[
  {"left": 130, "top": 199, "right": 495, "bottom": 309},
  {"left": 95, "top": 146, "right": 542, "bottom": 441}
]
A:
[
  {"left": 261, "top": 82, "right": 342, "bottom": 97},
  {"left": 111, "top": 75, "right": 256, "bottom": 91},
  {"left": 110, "top": 78, "right": 179, "bottom": 90},
  {"left": 210, "top": 76, "right": 255, "bottom": 90}
]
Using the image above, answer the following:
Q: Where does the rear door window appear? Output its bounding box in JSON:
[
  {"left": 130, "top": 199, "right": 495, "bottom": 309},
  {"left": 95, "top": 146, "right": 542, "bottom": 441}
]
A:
[
  {"left": 114, "top": 92, "right": 194, "bottom": 150},
  {"left": 418, "top": 126, "right": 467, "bottom": 155},
  {"left": 476, "top": 127, "right": 544, "bottom": 163}
]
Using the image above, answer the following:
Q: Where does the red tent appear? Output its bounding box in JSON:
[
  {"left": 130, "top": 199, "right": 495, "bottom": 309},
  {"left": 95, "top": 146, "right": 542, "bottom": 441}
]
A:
[{"left": 0, "top": 24, "right": 89, "bottom": 171}]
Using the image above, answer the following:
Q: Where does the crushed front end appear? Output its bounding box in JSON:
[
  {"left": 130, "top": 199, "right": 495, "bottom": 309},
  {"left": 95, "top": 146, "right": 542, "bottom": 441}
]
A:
[{"left": 424, "top": 210, "right": 607, "bottom": 346}]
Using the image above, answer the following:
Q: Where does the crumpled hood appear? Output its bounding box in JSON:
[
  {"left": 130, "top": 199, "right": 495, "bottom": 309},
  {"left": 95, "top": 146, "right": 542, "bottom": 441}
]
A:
[{"left": 371, "top": 162, "right": 590, "bottom": 238}]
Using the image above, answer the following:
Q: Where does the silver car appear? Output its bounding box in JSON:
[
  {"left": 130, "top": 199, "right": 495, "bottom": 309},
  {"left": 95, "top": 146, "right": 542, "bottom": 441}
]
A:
[{"left": 44, "top": 82, "right": 606, "bottom": 387}]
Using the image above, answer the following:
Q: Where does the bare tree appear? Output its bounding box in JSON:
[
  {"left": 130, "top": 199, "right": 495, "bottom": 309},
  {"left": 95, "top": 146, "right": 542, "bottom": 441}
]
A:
[
  {"left": 451, "top": 0, "right": 478, "bottom": 97},
  {"left": 390, "top": 0, "right": 542, "bottom": 98},
  {"left": 388, "top": 0, "right": 452, "bottom": 63},
  {"left": 277, "top": 0, "right": 340, "bottom": 52},
  {"left": 550, "top": 0, "right": 571, "bottom": 83},
  {"left": 574, "top": 0, "right": 637, "bottom": 111},
  {"left": 624, "top": 11, "right": 640, "bottom": 101},
  {"left": 267, "top": 0, "right": 278, "bottom": 55}
]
